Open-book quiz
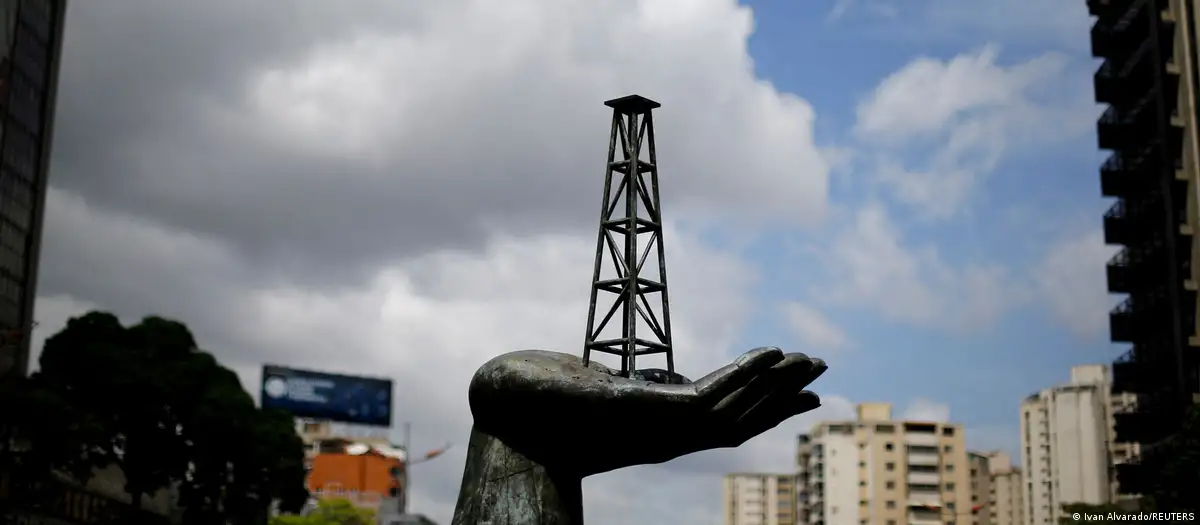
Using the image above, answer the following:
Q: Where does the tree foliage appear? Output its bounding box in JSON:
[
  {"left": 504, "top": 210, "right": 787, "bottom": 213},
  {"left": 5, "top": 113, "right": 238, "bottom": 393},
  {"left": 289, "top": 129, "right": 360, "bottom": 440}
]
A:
[
  {"left": 1059, "top": 503, "right": 1126, "bottom": 524},
  {"left": 270, "top": 498, "right": 376, "bottom": 525},
  {"left": 1140, "top": 404, "right": 1200, "bottom": 512},
  {"left": 0, "top": 311, "right": 309, "bottom": 523}
]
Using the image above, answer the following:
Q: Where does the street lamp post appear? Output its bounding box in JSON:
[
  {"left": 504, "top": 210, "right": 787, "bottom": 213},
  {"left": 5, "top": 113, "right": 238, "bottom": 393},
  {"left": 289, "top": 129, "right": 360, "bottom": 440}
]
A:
[{"left": 400, "top": 422, "right": 452, "bottom": 515}]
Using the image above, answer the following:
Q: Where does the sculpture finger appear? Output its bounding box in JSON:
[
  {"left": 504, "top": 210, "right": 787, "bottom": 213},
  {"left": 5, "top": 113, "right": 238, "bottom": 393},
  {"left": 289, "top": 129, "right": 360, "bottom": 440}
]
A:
[
  {"left": 693, "top": 347, "right": 784, "bottom": 405},
  {"left": 732, "top": 390, "right": 822, "bottom": 445},
  {"left": 712, "top": 353, "right": 813, "bottom": 418},
  {"left": 796, "top": 357, "right": 828, "bottom": 389}
]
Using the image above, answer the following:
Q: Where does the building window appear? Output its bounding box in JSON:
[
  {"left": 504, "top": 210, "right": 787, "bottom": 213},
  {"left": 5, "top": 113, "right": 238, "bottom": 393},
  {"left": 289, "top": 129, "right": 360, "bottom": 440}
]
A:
[
  {"left": 944, "top": 445, "right": 953, "bottom": 453},
  {"left": 886, "top": 501, "right": 895, "bottom": 509},
  {"left": 885, "top": 462, "right": 895, "bottom": 471},
  {"left": 859, "top": 461, "right": 866, "bottom": 467},
  {"left": 885, "top": 442, "right": 894, "bottom": 451},
  {"left": 13, "top": 25, "right": 47, "bottom": 82},
  {"left": 887, "top": 521, "right": 896, "bottom": 525},
  {"left": 877, "top": 424, "right": 895, "bottom": 433},
  {"left": 942, "top": 426, "right": 956, "bottom": 436},
  {"left": 886, "top": 481, "right": 895, "bottom": 489},
  {"left": 859, "top": 480, "right": 866, "bottom": 487},
  {"left": 946, "top": 464, "right": 955, "bottom": 472}
]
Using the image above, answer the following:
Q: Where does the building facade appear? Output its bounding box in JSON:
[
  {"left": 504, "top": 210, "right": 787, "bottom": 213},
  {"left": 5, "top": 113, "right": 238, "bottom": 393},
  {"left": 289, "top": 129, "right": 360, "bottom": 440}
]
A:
[
  {"left": 983, "top": 451, "right": 1024, "bottom": 525},
  {"left": 723, "top": 473, "right": 797, "bottom": 525},
  {"left": 1089, "top": 0, "right": 1200, "bottom": 498},
  {"left": 0, "top": 0, "right": 66, "bottom": 379},
  {"left": 307, "top": 449, "right": 405, "bottom": 519},
  {"left": 1020, "top": 365, "right": 1125, "bottom": 524},
  {"left": 297, "top": 419, "right": 409, "bottom": 523},
  {"left": 795, "top": 403, "right": 972, "bottom": 525},
  {"left": 967, "top": 453, "right": 991, "bottom": 525}
]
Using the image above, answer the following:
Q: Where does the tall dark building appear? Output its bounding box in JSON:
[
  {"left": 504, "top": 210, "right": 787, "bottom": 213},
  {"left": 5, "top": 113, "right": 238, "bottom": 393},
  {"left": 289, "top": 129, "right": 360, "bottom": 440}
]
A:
[
  {"left": 0, "top": 0, "right": 66, "bottom": 379},
  {"left": 1089, "top": 0, "right": 1199, "bottom": 497}
]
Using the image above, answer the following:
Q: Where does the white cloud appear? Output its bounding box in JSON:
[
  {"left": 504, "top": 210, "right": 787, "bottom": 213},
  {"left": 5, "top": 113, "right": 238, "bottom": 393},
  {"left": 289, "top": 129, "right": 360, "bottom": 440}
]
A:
[
  {"left": 815, "top": 203, "right": 1023, "bottom": 330},
  {"left": 826, "top": 0, "right": 1087, "bottom": 50},
  {"left": 856, "top": 45, "right": 1059, "bottom": 140},
  {"left": 781, "top": 302, "right": 852, "bottom": 352},
  {"left": 853, "top": 46, "right": 1085, "bottom": 219},
  {"left": 38, "top": 183, "right": 841, "bottom": 524},
  {"left": 1035, "top": 230, "right": 1120, "bottom": 339},
  {"left": 231, "top": 0, "right": 830, "bottom": 230},
  {"left": 900, "top": 398, "right": 951, "bottom": 422}
]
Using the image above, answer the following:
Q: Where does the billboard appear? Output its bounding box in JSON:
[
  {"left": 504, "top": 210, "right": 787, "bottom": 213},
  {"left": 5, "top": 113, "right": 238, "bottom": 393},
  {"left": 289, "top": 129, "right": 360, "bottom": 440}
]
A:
[{"left": 260, "top": 365, "right": 393, "bottom": 427}]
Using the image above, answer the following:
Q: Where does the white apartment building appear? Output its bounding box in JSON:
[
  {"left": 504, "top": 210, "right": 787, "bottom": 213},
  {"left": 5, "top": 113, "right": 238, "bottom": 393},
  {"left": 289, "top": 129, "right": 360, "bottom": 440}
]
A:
[
  {"left": 723, "top": 473, "right": 798, "bottom": 525},
  {"left": 983, "top": 451, "right": 1024, "bottom": 525},
  {"left": 795, "top": 403, "right": 972, "bottom": 525},
  {"left": 1020, "top": 364, "right": 1133, "bottom": 525}
]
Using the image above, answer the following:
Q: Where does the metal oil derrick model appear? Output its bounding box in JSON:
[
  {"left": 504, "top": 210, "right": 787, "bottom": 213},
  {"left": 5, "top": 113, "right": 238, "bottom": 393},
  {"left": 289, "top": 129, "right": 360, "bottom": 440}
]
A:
[{"left": 582, "top": 95, "right": 675, "bottom": 377}]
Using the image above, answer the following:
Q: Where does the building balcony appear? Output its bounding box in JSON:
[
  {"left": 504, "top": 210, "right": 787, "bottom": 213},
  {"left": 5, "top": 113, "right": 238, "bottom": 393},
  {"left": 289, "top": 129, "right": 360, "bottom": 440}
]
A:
[
  {"left": 1099, "top": 153, "right": 1129, "bottom": 197},
  {"left": 1098, "top": 98, "right": 1159, "bottom": 152},
  {"left": 1114, "top": 409, "right": 1158, "bottom": 444},
  {"left": 907, "top": 472, "right": 941, "bottom": 485},
  {"left": 1107, "top": 249, "right": 1132, "bottom": 293},
  {"left": 1093, "top": 61, "right": 1120, "bottom": 104},
  {"left": 907, "top": 453, "right": 940, "bottom": 467},
  {"left": 1115, "top": 461, "right": 1147, "bottom": 494},
  {"left": 1097, "top": 106, "right": 1125, "bottom": 150},
  {"left": 1111, "top": 349, "right": 1142, "bottom": 393},
  {"left": 907, "top": 509, "right": 943, "bottom": 525},
  {"left": 1103, "top": 199, "right": 1130, "bottom": 245},
  {"left": 1110, "top": 297, "right": 1136, "bottom": 342},
  {"left": 1106, "top": 242, "right": 1164, "bottom": 294},
  {"left": 907, "top": 491, "right": 942, "bottom": 508},
  {"left": 1091, "top": 1, "right": 1152, "bottom": 59},
  {"left": 1099, "top": 149, "right": 1158, "bottom": 198},
  {"left": 903, "top": 432, "right": 940, "bottom": 447}
]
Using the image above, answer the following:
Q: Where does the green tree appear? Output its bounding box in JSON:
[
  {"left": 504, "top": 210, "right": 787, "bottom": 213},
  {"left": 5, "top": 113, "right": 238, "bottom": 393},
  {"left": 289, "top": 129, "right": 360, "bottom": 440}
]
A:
[
  {"left": 2, "top": 311, "right": 309, "bottom": 523},
  {"left": 270, "top": 498, "right": 376, "bottom": 525}
]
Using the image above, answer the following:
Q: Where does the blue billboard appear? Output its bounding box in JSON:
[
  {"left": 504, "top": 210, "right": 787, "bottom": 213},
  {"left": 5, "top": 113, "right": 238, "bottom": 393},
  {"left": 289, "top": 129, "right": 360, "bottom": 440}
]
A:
[{"left": 260, "top": 365, "right": 393, "bottom": 427}]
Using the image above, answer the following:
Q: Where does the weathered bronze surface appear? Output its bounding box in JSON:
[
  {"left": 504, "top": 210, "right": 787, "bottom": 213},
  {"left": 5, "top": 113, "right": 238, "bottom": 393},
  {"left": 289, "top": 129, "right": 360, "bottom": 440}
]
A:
[
  {"left": 450, "top": 347, "right": 827, "bottom": 525},
  {"left": 583, "top": 94, "right": 675, "bottom": 377}
]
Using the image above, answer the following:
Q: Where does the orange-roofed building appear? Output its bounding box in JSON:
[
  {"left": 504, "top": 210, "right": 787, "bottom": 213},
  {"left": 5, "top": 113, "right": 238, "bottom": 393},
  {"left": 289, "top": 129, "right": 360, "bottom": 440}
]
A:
[{"left": 307, "top": 449, "right": 405, "bottom": 515}]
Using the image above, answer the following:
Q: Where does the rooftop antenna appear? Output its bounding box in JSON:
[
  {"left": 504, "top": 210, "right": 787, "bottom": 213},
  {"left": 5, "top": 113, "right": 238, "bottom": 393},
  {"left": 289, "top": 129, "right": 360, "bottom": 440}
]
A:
[{"left": 582, "top": 95, "right": 675, "bottom": 377}]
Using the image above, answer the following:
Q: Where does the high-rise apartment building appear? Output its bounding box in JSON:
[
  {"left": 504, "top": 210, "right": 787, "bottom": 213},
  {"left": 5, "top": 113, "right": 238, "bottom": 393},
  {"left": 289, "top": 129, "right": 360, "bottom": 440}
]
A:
[
  {"left": 1088, "top": 0, "right": 1200, "bottom": 498},
  {"left": 1020, "top": 365, "right": 1131, "bottom": 524},
  {"left": 967, "top": 453, "right": 991, "bottom": 525},
  {"left": 982, "top": 452, "right": 1024, "bottom": 525},
  {"left": 795, "top": 403, "right": 973, "bottom": 525},
  {"left": 723, "top": 473, "right": 797, "bottom": 525},
  {"left": 0, "top": 0, "right": 67, "bottom": 379}
]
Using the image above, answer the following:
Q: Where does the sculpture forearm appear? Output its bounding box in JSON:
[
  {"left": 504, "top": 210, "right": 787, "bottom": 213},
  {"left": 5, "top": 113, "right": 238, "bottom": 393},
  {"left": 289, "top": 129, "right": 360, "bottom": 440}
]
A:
[{"left": 451, "top": 427, "right": 584, "bottom": 525}]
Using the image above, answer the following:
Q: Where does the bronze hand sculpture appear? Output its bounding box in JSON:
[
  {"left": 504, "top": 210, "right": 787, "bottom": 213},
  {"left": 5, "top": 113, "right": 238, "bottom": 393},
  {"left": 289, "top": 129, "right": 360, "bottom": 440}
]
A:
[{"left": 450, "top": 347, "right": 827, "bottom": 525}]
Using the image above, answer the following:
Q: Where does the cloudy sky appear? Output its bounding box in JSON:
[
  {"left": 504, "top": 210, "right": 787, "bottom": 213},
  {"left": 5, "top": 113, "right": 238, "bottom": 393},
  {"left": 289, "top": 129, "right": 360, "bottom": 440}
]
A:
[{"left": 29, "top": 0, "right": 1113, "bottom": 523}]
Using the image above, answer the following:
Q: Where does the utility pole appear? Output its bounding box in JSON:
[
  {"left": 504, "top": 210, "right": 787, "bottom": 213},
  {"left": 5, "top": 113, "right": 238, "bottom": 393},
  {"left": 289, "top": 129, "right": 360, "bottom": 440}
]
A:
[
  {"left": 402, "top": 422, "right": 411, "bottom": 514},
  {"left": 582, "top": 95, "right": 675, "bottom": 377}
]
